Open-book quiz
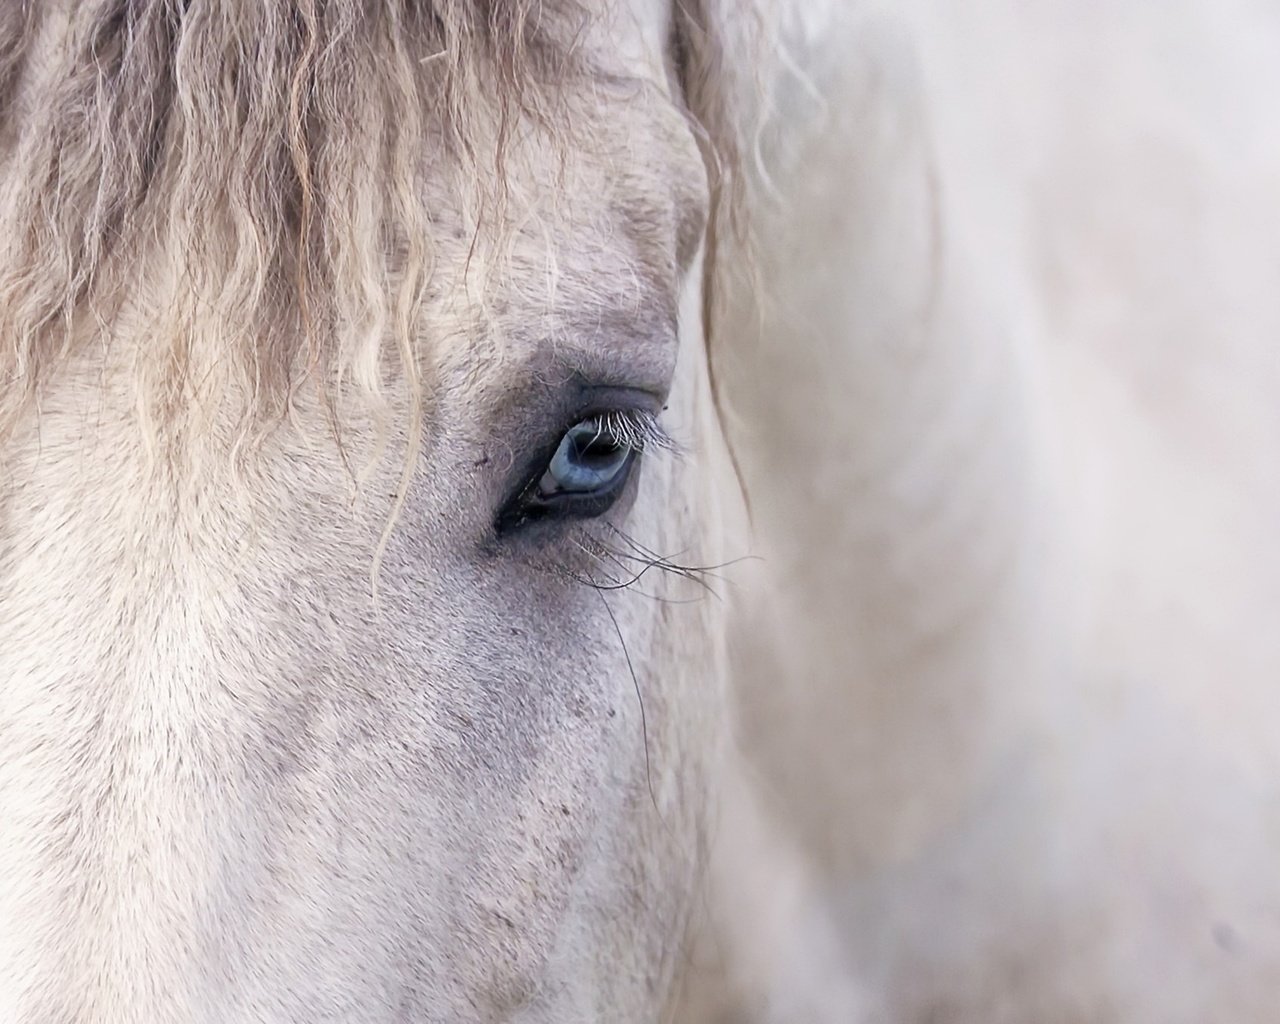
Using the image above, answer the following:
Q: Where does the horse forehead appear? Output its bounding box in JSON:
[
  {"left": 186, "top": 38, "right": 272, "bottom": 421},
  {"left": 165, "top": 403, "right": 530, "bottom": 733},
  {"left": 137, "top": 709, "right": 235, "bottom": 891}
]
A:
[
  {"left": 598, "top": 0, "right": 678, "bottom": 74},
  {"left": 427, "top": 94, "right": 709, "bottom": 383},
  {"left": 517, "top": 0, "right": 709, "bottom": 276}
]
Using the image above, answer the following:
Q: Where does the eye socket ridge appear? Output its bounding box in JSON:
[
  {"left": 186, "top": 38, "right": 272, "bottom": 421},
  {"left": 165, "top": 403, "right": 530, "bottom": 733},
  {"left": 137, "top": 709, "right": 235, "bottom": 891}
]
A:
[{"left": 495, "top": 407, "right": 673, "bottom": 535}]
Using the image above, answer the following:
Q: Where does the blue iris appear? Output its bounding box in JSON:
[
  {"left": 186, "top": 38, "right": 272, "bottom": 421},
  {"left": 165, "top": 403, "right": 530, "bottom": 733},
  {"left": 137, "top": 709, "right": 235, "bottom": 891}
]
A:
[{"left": 538, "top": 419, "right": 632, "bottom": 497}]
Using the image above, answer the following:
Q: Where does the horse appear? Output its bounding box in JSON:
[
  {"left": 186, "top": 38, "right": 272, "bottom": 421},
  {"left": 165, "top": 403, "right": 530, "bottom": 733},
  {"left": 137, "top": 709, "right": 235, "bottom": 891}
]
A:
[{"left": 3, "top": 1, "right": 1279, "bottom": 1022}]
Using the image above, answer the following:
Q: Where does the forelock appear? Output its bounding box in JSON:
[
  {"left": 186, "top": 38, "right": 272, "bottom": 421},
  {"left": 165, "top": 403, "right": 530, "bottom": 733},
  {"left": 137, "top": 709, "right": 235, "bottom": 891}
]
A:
[{"left": 0, "top": 0, "right": 758, "bottom": 449}]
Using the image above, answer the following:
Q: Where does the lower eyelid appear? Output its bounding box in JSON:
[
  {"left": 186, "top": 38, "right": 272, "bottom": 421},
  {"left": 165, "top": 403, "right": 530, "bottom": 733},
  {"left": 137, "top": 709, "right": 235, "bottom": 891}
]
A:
[{"left": 496, "top": 448, "right": 642, "bottom": 537}]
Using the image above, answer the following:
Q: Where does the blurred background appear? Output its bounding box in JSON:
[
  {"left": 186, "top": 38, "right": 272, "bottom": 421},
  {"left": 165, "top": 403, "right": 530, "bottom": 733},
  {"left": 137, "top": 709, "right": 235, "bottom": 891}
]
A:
[{"left": 702, "top": 3, "right": 1280, "bottom": 1020}]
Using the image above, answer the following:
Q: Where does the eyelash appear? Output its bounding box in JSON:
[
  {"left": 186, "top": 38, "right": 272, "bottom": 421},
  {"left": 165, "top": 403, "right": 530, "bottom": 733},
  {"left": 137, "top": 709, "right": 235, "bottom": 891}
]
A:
[{"left": 590, "top": 409, "right": 679, "bottom": 456}]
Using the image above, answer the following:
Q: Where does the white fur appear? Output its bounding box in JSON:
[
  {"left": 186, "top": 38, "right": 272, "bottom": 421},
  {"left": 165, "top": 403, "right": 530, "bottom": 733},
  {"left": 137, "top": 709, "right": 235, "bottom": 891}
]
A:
[
  {"left": 698, "top": 2, "right": 1280, "bottom": 1020},
  {"left": 2, "top": 1, "right": 1278, "bottom": 1021}
]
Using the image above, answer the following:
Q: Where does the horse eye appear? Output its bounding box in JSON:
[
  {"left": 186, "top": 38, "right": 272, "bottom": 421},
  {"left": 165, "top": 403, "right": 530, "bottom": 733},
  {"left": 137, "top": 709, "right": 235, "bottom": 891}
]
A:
[
  {"left": 539, "top": 419, "right": 634, "bottom": 497},
  {"left": 497, "top": 415, "right": 640, "bottom": 533}
]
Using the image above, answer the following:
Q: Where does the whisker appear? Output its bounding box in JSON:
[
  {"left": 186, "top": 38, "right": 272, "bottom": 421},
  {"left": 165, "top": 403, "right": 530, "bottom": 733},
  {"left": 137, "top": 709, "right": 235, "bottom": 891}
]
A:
[
  {"left": 568, "top": 540, "right": 710, "bottom": 604},
  {"left": 596, "top": 589, "right": 663, "bottom": 820},
  {"left": 598, "top": 523, "right": 760, "bottom": 598},
  {"left": 601, "top": 543, "right": 719, "bottom": 596},
  {"left": 600, "top": 521, "right": 746, "bottom": 577}
]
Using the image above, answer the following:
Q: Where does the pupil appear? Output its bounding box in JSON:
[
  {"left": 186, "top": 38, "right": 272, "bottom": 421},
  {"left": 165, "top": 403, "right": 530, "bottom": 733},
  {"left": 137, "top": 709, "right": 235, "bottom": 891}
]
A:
[{"left": 572, "top": 424, "right": 623, "bottom": 463}]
